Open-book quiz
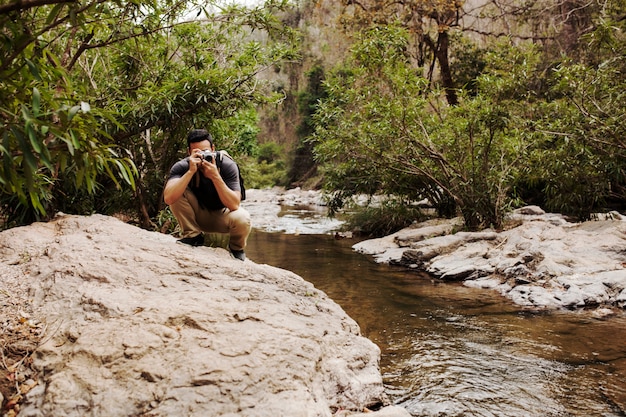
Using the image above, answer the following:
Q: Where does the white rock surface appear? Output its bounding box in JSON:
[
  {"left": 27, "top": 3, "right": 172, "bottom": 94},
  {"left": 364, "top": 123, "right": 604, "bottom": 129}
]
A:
[
  {"left": 354, "top": 208, "right": 626, "bottom": 310},
  {"left": 0, "top": 213, "right": 397, "bottom": 417}
]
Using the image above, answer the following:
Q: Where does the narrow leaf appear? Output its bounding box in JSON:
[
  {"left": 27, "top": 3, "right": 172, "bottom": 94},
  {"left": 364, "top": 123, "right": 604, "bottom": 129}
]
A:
[
  {"left": 26, "top": 123, "right": 42, "bottom": 153},
  {"left": 68, "top": 105, "right": 80, "bottom": 122},
  {"left": 114, "top": 159, "right": 131, "bottom": 185},
  {"left": 25, "top": 59, "right": 41, "bottom": 80},
  {"left": 46, "top": 3, "right": 65, "bottom": 25},
  {"left": 32, "top": 88, "right": 41, "bottom": 117},
  {"left": 11, "top": 127, "right": 38, "bottom": 172}
]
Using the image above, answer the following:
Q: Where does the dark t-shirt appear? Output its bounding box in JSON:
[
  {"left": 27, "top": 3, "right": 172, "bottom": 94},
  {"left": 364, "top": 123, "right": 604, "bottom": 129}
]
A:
[{"left": 168, "top": 154, "right": 241, "bottom": 210}]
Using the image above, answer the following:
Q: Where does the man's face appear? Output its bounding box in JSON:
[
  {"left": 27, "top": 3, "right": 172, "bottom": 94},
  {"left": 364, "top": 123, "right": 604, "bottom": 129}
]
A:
[{"left": 189, "top": 139, "right": 214, "bottom": 155}]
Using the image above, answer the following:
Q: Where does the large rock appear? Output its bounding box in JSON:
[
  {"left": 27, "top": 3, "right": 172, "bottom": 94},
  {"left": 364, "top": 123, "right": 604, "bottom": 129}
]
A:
[
  {"left": 354, "top": 208, "right": 626, "bottom": 310},
  {"left": 0, "top": 214, "right": 390, "bottom": 417}
]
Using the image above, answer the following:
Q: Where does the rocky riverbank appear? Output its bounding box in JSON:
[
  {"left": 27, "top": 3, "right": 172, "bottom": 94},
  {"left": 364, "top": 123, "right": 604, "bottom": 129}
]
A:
[
  {"left": 353, "top": 206, "right": 626, "bottom": 314},
  {"left": 3, "top": 187, "right": 625, "bottom": 416},
  {"left": 0, "top": 212, "right": 410, "bottom": 417},
  {"left": 246, "top": 188, "right": 626, "bottom": 314}
]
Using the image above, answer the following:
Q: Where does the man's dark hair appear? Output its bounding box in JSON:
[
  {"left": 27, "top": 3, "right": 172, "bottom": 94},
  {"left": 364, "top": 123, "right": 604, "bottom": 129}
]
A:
[{"left": 187, "top": 129, "right": 213, "bottom": 147}]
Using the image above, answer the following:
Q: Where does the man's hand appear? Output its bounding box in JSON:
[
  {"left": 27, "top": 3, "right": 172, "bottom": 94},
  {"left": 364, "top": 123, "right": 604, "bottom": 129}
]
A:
[
  {"left": 164, "top": 150, "right": 205, "bottom": 205},
  {"left": 188, "top": 150, "right": 205, "bottom": 175},
  {"left": 198, "top": 157, "right": 220, "bottom": 181},
  {"left": 190, "top": 149, "right": 221, "bottom": 180}
]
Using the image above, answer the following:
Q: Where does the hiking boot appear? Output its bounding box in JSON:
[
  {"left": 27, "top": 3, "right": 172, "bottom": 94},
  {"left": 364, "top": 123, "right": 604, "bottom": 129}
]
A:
[
  {"left": 230, "top": 247, "right": 246, "bottom": 261},
  {"left": 177, "top": 234, "right": 204, "bottom": 246}
]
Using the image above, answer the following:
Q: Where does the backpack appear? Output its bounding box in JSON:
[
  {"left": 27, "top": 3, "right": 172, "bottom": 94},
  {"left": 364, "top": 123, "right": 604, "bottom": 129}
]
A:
[{"left": 215, "top": 150, "right": 246, "bottom": 201}]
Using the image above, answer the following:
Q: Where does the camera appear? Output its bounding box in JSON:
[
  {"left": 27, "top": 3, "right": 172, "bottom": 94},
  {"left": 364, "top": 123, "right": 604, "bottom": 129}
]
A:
[{"left": 199, "top": 150, "right": 216, "bottom": 162}]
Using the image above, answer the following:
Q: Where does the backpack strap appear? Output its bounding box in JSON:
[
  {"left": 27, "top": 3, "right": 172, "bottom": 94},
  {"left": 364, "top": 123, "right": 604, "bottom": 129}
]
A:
[
  {"left": 214, "top": 150, "right": 246, "bottom": 200},
  {"left": 215, "top": 150, "right": 234, "bottom": 170},
  {"left": 215, "top": 150, "right": 223, "bottom": 171}
]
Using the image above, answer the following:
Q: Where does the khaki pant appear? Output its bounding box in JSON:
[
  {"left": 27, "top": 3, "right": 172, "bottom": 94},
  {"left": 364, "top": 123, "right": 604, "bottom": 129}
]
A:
[{"left": 169, "top": 189, "right": 251, "bottom": 251}]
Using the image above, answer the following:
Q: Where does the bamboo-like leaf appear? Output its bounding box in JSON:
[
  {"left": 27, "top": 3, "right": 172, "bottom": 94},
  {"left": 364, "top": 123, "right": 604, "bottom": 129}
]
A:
[
  {"left": 70, "top": 130, "right": 81, "bottom": 151},
  {"left": 30, "top": 192, "right": 46, "bottom": 216},
  {"left": 11, "top": 127, "right": 37, "bottom": 172},
  {"left": 25, "top": 59, "right": 41, "bottom": 80},
  {"left": 22, "top": 157, "right": 34, "bottom": 191},
  {"left": 62, "top": 136, "right": 75, "bottom": 156},
  {"left": 32, "top": 88, "right": 40, "bottom": 117},
  {"left": 68, "top": 105, "right": 81, "bottom": 122},
  {"left": 114, "top": 159, "right": 131, "bottom": 185},
  {"left": 2, "top": 133, "right": 12, "bottom": 180},
  {"left": 38, "top": 141, "right": 53, "bottom": 171},
  {"left": 46, "top": 3, "right": 65, "bottom": 25},
  {"left": 103, "top": 162, "right": 121, "bottom": 189},
  {"left": 26, "top": 123, "right": 42, "bottom": 153}
]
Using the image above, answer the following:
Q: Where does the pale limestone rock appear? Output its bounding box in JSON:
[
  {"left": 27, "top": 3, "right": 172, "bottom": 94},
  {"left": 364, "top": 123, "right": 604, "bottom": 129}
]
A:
[
  {"left": 355, "top": 206, "right": 626, "bottom": 310},
  {"left": 515, "top": 205, "right": 546, "bottom": 215},
  {"left": 337, "top": 405, "right": 412, "bottom": 416},
  {"left": 0, "top": 214, "right": 388, "bottom": 417}
]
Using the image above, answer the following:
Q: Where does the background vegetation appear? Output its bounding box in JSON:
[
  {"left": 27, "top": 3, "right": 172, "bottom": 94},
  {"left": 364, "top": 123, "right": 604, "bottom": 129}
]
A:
[
  {"left": 307, "top": 0, "right": 626, "bottom": 232},
  {"left": 1, "top": 0, "right": 298, "bottom": 229},
  {"left": 1, "top": 0, "right": 625, "bottom": 235}
]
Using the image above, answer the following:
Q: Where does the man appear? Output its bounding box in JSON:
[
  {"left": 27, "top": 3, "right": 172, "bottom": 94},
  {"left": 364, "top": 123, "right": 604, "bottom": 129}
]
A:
[{"left": 164, "top": 129, "right": 251, "bottom": 261}]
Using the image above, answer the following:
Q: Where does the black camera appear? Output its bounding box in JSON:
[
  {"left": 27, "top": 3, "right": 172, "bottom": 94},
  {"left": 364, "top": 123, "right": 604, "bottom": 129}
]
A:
[{"left": 199, "top": 150, "right": 216, "bottom": 162}]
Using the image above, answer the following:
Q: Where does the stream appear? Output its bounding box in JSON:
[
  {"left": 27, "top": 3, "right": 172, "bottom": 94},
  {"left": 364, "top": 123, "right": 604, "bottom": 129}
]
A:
[{"left": 243, "top": 201, "right": 626, "bottom": 417}]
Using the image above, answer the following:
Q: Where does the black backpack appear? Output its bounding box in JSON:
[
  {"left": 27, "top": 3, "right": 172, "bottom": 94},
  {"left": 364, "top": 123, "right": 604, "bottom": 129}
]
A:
[{"left": 215, "top": 151, "right": 246, "bottom": 201}]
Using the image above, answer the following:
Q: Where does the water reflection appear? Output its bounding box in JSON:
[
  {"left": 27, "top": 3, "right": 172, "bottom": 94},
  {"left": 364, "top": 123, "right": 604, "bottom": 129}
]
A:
[{"left": 245, "top": 229, "right": 626, "bottom": 417}]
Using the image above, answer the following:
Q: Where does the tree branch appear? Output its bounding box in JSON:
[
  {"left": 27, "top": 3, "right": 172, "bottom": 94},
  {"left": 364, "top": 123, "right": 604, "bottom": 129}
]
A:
[{"left": 0, "top": 0, "right": 73, "bottom": 15}]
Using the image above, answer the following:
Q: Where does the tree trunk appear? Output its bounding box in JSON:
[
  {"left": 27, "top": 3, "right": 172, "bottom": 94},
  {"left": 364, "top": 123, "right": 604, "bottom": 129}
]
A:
[{"left": 435, "top": 31, "right": 458, "bottom": 106}]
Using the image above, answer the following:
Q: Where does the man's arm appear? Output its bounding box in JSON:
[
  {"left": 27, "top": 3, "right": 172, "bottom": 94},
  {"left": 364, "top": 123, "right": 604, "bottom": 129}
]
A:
[
  {"left": 163, "top": 156, "right": 201, "bottom": 206},
  {"left": 163, "top": 171, "right": 195, "bottom": 206}
]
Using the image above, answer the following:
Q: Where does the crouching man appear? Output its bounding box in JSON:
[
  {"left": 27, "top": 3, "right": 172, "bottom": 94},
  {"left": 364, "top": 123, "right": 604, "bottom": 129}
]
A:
[{"left": 164, "top": 129, "right": 251, "bottom": 261}]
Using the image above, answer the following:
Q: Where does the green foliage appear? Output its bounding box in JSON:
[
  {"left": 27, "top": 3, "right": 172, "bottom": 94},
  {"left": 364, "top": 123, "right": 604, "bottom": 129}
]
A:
[
  {"left": 313, "top": 26, "right": 429, "bottom": 206},
  {"left": 211, "top": 109, "right": 262, "bottom": 157},
  {"left": 238, "top": 142, "right": 289, "bottom": 189},
  {"left": 517, "top": 58, "right": 626, "bottom": 219},
  {"left": 343, "top": 198, "right": 425, "bottom": 238},
  {"left": 450, "top": 35, "right": 489, "bottom": 96},
  {"left": 428, "top": 94, "right": 527, "bottom": 229},
  {"left": 313, "top": 5, "right": 626, "bottom": 229},
  {"left": 257, "top": 142, "right": 284, "bottom": 164},
  {"left": 289, "top": 62, "right": 327, "bottom": 185},
  {"left": 313, "top": 26, "right": 526, "bottom": 229},
  {"left": 0, "top": 0, "right": 301, "bottom": 227},
  {"left": 154, "top": 206, "right": 178, "bottom": 235},
  {"left": 0, "top": 60, "right": 136, "bottom": 225}
]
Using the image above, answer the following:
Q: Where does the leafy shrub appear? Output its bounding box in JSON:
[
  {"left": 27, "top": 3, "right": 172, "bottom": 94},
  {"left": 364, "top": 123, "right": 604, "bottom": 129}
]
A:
[
  {"left": 239, "top": 156, "right": 288, "bottom": 190},
  {"left": 343, "top": 198, "right": 425, "bottom": 237}
]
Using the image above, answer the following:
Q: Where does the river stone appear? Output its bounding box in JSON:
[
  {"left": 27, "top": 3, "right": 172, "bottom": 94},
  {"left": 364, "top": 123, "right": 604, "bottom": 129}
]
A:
[
  {"left": 1, "top": 213, "right": 389, "bottom": 417},
  {"left": 393, "top": 218, "right": 463, "bottom": 247},
  {"left": 355, "top": 206, "right": 626, "bottom": 310},
  {"left": 516, "top": 205, "right": 546, "bottom": 215},
  {"left": 340, "top": 405, "right": 412, "bottom": 417}
]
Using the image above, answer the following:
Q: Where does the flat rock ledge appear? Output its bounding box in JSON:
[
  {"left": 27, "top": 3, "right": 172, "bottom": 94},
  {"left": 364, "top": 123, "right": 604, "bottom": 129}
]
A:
[
  {"left": 0, "top": 214, "right": 410, "bottom": 417},
  {"left": 354, "top": 206, "right": 626, "bottom": 312}
]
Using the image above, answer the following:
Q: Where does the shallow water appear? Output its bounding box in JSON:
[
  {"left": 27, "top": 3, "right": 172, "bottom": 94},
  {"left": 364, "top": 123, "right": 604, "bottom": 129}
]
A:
[{"left": 244, "top": 206, "right": 626, "bottom": 416}]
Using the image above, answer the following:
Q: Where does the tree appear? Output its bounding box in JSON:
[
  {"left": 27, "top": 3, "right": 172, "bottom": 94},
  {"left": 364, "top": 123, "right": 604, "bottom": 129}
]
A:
[
  {"left": 0, "top": 0, "right": 300, "bottom": 228},
  {"left": 0, "top": 1, "right": 143, "bottom": 225},
  {"left": 289, "top": 62, "right": 326, "bottom": 186},
  {"left": 338, "top": 0, "right": 461, "bottom": 105},
  {"left": 313, "top": 27, "right": 533, "bottom": 230}
]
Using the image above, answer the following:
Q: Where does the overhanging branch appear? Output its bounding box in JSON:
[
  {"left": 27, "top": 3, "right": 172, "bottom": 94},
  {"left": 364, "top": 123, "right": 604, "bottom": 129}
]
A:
[{"left": 0, "top": 0, "right": 73, "bottom": 15}]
